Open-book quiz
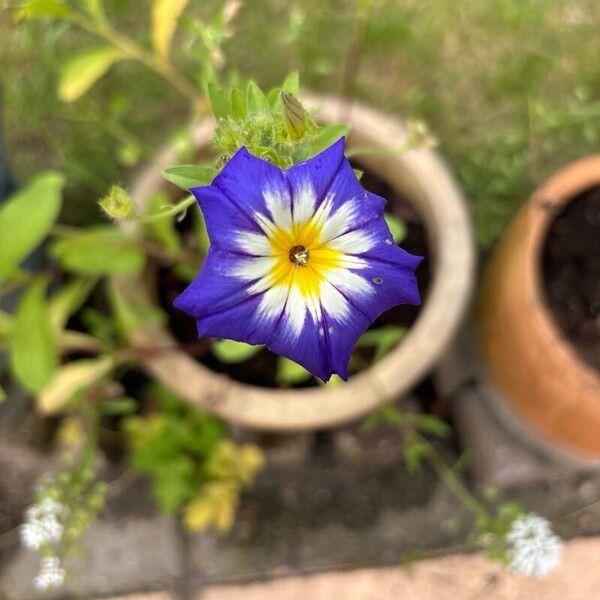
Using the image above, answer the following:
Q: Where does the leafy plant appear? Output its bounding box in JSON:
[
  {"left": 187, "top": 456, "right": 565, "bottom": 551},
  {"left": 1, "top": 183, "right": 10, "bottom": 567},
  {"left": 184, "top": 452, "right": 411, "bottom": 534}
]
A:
[{"left": 124, "top": 385, "right": 263, "bottom": 529}]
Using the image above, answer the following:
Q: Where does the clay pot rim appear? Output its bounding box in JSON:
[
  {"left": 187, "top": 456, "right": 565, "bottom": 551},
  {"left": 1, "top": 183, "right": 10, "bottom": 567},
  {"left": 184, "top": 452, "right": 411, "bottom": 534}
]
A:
[{"left": 121, "top": 95, "right": 475, "bottom": 431}]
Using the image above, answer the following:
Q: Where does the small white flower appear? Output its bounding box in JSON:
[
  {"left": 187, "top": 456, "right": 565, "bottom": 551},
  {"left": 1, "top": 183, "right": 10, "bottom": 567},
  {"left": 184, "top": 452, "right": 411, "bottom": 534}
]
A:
[
  {"left": 20, "top": 521, "right": 47, "bottom": 550},
  {"left": 507, "top": 513, "right": 563, "bottom": 578},
  {"left": 34, "top": 556, "right": 66, "bottom": 591},
  {"left": 20, "top": 498, "right": 66, "bottom": 549}
]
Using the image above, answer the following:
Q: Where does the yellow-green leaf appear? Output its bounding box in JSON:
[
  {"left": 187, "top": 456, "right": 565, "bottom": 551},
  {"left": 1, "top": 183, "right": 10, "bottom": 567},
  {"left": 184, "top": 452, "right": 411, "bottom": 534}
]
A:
[
  {"left": 147, "top": 192, "right": 180, "bottom": 253},
  {"left": 14, "top": 0, "right": 73, "bottom": 21},
  {"left": 58, "top": 47, "right": 125, "bottom": 103},
  {"left": 211, "top": 339, "right": 262, "bottom": 364},
  {"left": 0, "top": 171, "right": 64, "bottom": 280},
  {"left": 183, "top": 480, "right": 238, "bottom": 533},
  {"left": 0, "top": 309, "right": 15, "bottom": 346},
  {"left": 276, "top": 356, "right": 311, "bottom": 386},
  {"left": 50, "top": 227, "right": 144, "bottom": 275},
  {"left": 151, "top": 0, "right": 189, "bottom": 59},
  {"left": 49, "top": 277, "right": 96, "bottom": 331},
  {"left": 10, "top": 280, "right": 58, "bottom": 392},
  {"left": 37, "top": 355, "right": 115, "bottom": 414},
  {"left": 384, "top": 212, "right": 407, "bottom": 244}
]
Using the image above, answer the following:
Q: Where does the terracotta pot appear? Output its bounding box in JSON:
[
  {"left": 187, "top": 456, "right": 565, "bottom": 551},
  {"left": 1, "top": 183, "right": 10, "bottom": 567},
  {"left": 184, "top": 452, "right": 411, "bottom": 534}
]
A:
[
  {"left": 478, "top": 156, "right": 600, "bottom": 459},
  {"left": 120, "top": 95, "right": 474, "bottom": 431}
]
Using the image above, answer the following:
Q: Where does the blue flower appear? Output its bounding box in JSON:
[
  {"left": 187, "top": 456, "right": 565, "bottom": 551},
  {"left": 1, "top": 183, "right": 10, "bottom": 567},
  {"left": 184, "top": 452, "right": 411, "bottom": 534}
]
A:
[{"left": 174, "top": 138, "right": 422, "bottom": 382}]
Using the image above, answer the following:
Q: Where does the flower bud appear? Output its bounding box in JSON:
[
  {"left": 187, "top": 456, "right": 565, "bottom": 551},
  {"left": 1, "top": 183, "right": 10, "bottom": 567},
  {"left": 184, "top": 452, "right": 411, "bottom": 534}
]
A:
[
  {"left": 280, "top": 91, "right": 315, "bottom": 140},
  {"left": 99, "top": 185, "right": 134, "bottom": 220}
]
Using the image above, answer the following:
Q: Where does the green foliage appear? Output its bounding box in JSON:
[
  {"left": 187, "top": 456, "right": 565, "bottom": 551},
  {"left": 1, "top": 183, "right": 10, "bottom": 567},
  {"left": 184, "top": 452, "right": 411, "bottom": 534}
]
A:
[
  {"left": 383, "top": 213, "right": 407, "bottom": 244},
  {"left": 51, "top": 227, "right": 145, "bottom": 275},
  {"left": 124, "top": 385, "right": 263, "bottom": 529},
  {"left": 37, "top": 355, "right": 116, "bottom": 414},
  {"left": 58, "top": 47, "right": 126, "bottom": 103},
  {"left": 473, "top": 500, "right": 525, "bottom": 563},
  {"left": 209, "top": 78, "right": 335, "bottom": 168},
  {"left": 49, "top": 277, "right": 97, "bottom": 331},
  {"left": 10, "top": 280, "right": 58, "bottom": 393},
  {"left": 355, "top": 326, "right": 406, "bottom": 362},
  {"left": 106, "top": 277, "right": 165, "bottom": 339},
  {"left": 276, "top": 356, "right": 312, "bottom": 386},
  {"left": 211, "top": 339, "right": 263, "bottom": 364},
  {"left": 162, "top": 165, "right": 216, "bottom": 191},
  {"left": 0, "top": 172, "right": 64, "bottom": 280},
  {"left": 151, "top": 0, "right": 189, "bottom": 59},
  {"left": 125, "top": 385, "right": 228, "bottom": 514},
  {"left": 146, "top": 193, "right": 181, "bottom": 253},
  {"left": 14, "top": 0, "right": 73, "bottom": 21}
]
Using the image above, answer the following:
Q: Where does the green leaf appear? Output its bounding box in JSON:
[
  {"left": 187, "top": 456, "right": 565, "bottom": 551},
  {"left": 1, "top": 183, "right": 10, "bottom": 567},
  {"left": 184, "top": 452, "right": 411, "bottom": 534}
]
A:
[
  {"left": 151, "top": 0, "right": 189, "bottom": 58},
  {"left": 281, "top": 72, "right": 299, "bottom": 95},
  {"left": 276, "top": 356, "right": 311, "bottom": 386},
  {"left": 404, "top": 438, "right": 430, "bottom": 473},
  {"left": 246, "top": 81, "right": 267, "bottom": 113},
  {"left": 212, "top": 339, "right": 262, "bottom": 364},
  {"left": 356, "top": 325, "right": 407, "bottom": 361},
  {"left": 384, "top": 213, "right": 407, "bottom": 243},
  {"left": 82, "top": 0, "right": 104, "bottom": 19},
  {"left": 208, "top": 83, "right": 230, "bottom": 119},
  {"left": 14, "top": 0, "right": 73, "bottom": 21},
  {"left": 37, "top": 355, "right": 116, "bottom": 414},
  {"left": 102, "top": 396, "right": 137, "bottom": 415},
  {"left": 0, "top": 171, "right": 64, "bottom": 280},
  {"left": 407, "top": 413, "right": 452, "bottom": 439},
  {"left": 58, "top": 47, "right": 126, "bottom": 103},
  {"left": 49, "top": 277, "right": 96, "bottom": 332},
  {"left": 10, "top": 280, "right": 58, "bottom": 392},
  {"left": 147, "top": 192, "right": 180, "bottom": 252},
  {"left": 51, "top": 227, "right": 144, "bottom": 275},
  {"left": 0, "top": 310, "right": 14, "bottom": 346},
  {"left": 163, "top": 164, "right": 216, "bottom": 190},
  {"left": 108, "top": 278, "right": 140, "bottom": 337},
  {"left": 230, "top": 87, "right": 246, "bottom": 119},
  {"left": 309, "top": 123, "right": 349, "bottom": 155},
  {"left": 193, "top": 207, "right": 210, "bottom": 255},
  {"left": 0, "top": 384, "right": 5, "bottom": 404}
]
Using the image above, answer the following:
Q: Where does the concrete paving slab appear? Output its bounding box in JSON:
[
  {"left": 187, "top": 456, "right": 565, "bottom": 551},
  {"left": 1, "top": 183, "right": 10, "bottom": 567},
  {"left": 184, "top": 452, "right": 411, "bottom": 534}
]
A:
[{"left": 199, "top": 536, "right": 600, "bottom": 600}]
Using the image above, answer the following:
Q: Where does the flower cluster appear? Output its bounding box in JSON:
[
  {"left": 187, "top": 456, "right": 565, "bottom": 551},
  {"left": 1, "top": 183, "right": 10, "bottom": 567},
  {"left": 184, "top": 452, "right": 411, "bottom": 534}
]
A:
[
  {"left": 20, "top": 497, "right": 66, "bottom": 551},
  {"left": 175, "top": 138, "right": 422, "bottom": 381},
  {"left": 33, "top": 557, "right": 66, "bottom": 591},
  {"left": 506, "top": 513, "right": 563, "bottom": 578}
]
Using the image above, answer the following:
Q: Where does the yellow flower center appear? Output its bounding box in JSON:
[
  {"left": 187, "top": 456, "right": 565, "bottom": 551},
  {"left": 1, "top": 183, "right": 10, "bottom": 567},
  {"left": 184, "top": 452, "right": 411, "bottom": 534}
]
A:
[{"left": 267, "top": 218, "right": 343, "bottom": 300}]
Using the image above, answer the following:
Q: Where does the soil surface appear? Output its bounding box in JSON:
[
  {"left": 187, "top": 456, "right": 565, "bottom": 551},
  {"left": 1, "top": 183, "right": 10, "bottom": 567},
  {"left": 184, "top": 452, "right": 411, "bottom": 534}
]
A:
[
  {"left": 158, "top": 164, "right": 430, "bottom": 388},
  {"left": 542, "top": 186, "right": 600, "bottom": 371}
]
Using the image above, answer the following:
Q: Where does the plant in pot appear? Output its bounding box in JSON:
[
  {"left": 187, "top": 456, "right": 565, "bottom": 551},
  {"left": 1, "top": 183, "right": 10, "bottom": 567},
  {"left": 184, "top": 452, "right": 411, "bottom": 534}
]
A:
[
  {"left": 1, "top": 0, "right": 568, "bottom": 593},
  {"left": 478, "top": 155, "right": 600, "bottom": 463}
]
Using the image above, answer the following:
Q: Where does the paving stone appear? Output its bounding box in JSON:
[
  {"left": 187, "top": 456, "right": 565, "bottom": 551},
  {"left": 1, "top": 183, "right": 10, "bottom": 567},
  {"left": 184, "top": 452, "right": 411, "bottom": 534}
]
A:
[
  {"left": 198, "top": 536, "right": 600, "bottom": 600},
  {"left": 0, "top": 516, "right": 182, "bottom": 600},
  {"left": 185, "top": 456, "right": 469, "bottom": 586},
  {"left": 102, "top": 593, "right": 173, "bottom": 600}
]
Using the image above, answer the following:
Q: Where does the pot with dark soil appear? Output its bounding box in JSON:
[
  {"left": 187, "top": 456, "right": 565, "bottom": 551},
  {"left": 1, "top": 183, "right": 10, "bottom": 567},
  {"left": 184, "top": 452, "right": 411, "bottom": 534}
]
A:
[
  {"left": 118, "top": 96, "right": 474, "bottom": 431},
  {"left": 478, "top": 155, "right": 600, "bottom": 459}
]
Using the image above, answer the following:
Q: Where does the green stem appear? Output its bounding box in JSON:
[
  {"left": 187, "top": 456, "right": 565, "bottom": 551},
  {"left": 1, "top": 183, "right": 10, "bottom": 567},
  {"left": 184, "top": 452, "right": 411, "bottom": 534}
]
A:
[
  {"left": 418, "top": 431, "right": 488, "bottom": 518},
  {"left": 70, "top": 14, "right": 204, "bottom": 110},
  {"left": 135, "top": 194, "right": 196, "bottom": 223}
]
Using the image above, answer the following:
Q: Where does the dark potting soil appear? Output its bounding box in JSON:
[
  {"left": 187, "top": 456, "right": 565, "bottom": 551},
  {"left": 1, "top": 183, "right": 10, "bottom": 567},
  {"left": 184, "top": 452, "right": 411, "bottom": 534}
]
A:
[
  {"left": 542, "top": 186, "right": 600, "bottom": 372},
  {"left": 158, "top": 164, "right": 430, "bottom": 388}
]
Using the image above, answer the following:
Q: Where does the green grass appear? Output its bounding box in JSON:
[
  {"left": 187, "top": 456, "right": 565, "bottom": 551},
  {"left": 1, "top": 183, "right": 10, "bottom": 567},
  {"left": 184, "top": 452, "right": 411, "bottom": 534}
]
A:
[{"left": 1, "top": 0, "right": 599, "bottom": 242}]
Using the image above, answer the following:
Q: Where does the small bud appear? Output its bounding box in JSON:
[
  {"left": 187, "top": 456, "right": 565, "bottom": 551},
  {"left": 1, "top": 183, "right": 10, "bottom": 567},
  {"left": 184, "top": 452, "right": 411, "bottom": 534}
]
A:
[
  {"left": 280, "top": 91, "right": 315, "bottom": 140},
  {"left": 99, "top": 185, "right": 134, "bottom": 220}
]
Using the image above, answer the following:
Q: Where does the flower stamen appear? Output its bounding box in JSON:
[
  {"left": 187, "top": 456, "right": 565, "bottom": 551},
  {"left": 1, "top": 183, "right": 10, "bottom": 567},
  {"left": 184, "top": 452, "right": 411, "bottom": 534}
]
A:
[{"left": 289, "top": 245, "right": 309, "bottom": 266}]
